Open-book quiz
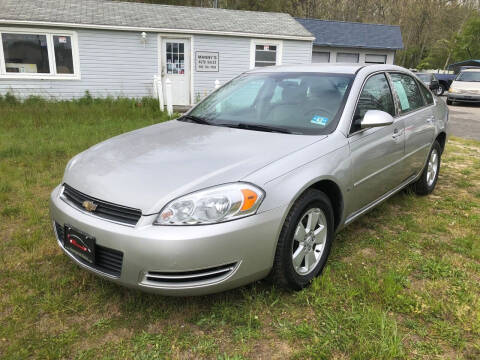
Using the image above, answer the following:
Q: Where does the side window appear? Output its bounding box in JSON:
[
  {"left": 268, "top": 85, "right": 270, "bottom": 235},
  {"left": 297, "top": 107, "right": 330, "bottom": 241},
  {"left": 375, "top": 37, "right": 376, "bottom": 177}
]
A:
[
  {"left": 390, "top": 73, "right": 425, "bottom": 113},
  {"left": 351, "top": 73, "right": 395, "bottom": 133},
  {"left": 418, "top": 82, "right": 434, "bottom": 105}
]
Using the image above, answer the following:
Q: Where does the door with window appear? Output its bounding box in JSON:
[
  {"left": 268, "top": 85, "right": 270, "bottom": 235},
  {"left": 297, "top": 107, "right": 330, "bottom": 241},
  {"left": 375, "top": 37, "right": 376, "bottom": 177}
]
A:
[
  {"left": 347, "top": 73, "right": 405, "bottom": 215},
  {"left": 389, "top": 73, "right": 435, "bottom": 177},
  {"left": 162, "top": 38, "right": 190, "bottom": 105}
]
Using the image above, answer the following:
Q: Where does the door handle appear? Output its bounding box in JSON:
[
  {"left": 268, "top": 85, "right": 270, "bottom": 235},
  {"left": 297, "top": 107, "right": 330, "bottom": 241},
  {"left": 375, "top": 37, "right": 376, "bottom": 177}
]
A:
[
  {"left": 392, "top": 128, "right": 403, "bottom": 139},
  {"left": 426, "top": 116, "right": 434, "bottom": 123}
]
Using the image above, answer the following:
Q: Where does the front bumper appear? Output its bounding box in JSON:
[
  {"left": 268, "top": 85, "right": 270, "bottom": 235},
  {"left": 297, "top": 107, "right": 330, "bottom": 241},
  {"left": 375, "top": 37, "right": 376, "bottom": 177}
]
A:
[
  {"left": 447, "top": 93, "right": 480, "bottom": 103},
  {"left": 49, "top": 185, "right": 285, "bottom": 295}
]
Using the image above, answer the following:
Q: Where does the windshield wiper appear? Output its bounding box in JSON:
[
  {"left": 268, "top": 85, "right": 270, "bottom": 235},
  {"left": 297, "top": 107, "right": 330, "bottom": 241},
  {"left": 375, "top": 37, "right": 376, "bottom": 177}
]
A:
[
  {"left": 179, "top": 114, "right": 212, "bottom": 125},
  {"left": 222, "top": 123, "right": 294, "bottom": 134}
]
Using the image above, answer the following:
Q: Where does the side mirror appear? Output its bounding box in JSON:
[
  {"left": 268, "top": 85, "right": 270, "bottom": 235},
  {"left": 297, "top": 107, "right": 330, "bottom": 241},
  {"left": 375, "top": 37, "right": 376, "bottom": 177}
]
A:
[{"left": 360, "top": 110, "right": 394, "bottom": 129}]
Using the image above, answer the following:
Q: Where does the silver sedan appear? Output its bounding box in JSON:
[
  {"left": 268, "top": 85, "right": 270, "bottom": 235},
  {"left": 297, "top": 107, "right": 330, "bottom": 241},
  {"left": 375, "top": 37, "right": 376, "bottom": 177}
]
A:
[{"left": 50, "top": 64, "right": 448, "bottom": 295}]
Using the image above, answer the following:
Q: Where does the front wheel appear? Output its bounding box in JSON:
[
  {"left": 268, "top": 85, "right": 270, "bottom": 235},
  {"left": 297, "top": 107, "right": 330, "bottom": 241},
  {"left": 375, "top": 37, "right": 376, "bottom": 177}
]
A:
[
  {"left": 270, "top": 189, "right": 334, "bottom": 290},
  {"left": 412, "top": 141, "right": 442, "bottom": 195}
]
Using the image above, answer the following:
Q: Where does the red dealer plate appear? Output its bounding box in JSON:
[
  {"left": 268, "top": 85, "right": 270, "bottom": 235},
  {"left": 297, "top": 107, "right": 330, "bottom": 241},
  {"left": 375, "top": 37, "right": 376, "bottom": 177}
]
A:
[{"left": 64, "top": 225, "right": 95, "bottom": 264}]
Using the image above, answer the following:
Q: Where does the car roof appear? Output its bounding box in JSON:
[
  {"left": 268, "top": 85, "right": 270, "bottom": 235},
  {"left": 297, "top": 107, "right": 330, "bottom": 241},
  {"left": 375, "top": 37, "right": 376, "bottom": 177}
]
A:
[
  {"left": 246, "top": 63, "right": 409, "bottom": 75},
  {"left": 461, "top": 68, "right": 480, "bottom": 72}
]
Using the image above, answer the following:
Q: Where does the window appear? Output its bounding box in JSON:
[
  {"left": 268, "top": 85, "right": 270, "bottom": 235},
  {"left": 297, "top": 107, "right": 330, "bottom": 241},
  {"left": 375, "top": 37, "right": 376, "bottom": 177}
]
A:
[
  {"left": 351, "top": 73, "right": 395, "bottom": 133},
  {"left": 250, "top": 40, "right": 282, "bottom": 68},
  {"left": 390, "top": 73, "right": 425, "bottom": 113},
  {"left": 365, "top": 54, "right": 387, "bottom": 64},
  {"left": 166, "top": 42, "right": 185, "bottom": 75},
  {"left": 0, "top": 29, "right": 79, "bottom": 78},
  {"left": 336, "top": 53, "right": 359, "bottom": 63},
  {"left": 418, "top": 81, "right": 434, "bottom": 105},
  {"left": 189, "top": 72, "right": 354, "bottom": 135},
  {"left": 312, "top": 52, "right": 330, "bottom": 63}
]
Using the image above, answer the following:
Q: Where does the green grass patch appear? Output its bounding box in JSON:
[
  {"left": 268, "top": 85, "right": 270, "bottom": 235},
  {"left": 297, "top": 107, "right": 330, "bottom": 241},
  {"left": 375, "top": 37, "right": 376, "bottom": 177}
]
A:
[{"left": 1, "top": 97, "right": 479, "bottom": 359}]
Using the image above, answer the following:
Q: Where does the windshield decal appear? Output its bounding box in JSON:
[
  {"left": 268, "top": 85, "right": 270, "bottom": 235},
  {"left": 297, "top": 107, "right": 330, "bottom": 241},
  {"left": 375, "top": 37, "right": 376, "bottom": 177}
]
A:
[{"left": 311, "top": 115, "right": 329, "bottom": 126}]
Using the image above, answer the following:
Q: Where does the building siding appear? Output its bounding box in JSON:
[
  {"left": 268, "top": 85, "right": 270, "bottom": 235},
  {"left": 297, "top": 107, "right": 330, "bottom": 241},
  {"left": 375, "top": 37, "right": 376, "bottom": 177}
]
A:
[
  {"left": 0, "top": 26, "right": 312, "bottom": 103},
  {"left": 0, "top": 27, "right": 158, "bottom": 99}
]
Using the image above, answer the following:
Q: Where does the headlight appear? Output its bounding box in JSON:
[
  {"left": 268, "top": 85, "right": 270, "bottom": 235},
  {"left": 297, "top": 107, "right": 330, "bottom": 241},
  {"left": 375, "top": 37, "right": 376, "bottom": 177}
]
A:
[
  {"left": 449, "top": 87, "right": 459, "bottom": 93},
  {"left": 154, "top": 183, "right": 265, "bottom": 225}
]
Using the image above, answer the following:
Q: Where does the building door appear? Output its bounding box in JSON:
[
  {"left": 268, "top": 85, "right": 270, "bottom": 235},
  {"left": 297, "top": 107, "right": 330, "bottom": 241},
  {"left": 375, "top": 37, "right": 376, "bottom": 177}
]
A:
[{"left": 161, "top": 38, "right": 190, "bottom": 105}]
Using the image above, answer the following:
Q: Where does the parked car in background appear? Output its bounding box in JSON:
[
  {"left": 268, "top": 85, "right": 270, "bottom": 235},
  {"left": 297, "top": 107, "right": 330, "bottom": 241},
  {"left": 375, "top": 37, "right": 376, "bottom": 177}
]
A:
[
  {"left": 416, "top": 73, "right": 440, "bottom": 94},
  {"left": 50, "top": 64, "right": 448, "bottom": 295},
  {"left": 447, "top": 68, "right": 480, "bottom": 105},
  {"left": 435, "top": 73, "right": 456, "bottom": 96}
]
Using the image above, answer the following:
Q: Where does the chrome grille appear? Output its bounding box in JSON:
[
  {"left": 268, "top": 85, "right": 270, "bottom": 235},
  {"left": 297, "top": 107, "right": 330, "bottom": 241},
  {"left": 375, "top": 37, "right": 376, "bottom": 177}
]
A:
[{"left": 62, "top": 184, "right": 142, "bottom": 226}]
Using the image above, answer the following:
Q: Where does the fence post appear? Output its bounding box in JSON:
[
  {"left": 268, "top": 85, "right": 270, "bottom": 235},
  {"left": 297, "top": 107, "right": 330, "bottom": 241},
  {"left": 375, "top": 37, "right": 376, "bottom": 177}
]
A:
[
  {"left": 214, "top": 79, "right": 221, "bottom": 90},
  {"left": 154, "top": 75, "right": 164, "bottom": 112},
  {"left": 165, "top": 78, "right": 173, "bottom": 116}
]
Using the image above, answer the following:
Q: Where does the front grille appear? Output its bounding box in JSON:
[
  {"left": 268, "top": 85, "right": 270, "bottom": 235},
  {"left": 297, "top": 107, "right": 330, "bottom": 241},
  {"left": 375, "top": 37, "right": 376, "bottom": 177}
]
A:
[
  {"left": 54, "top": 222, "right": 123, "bottom": 277},
  {"left": 143, "top": 263, "right": 237, "bottom": 286},
  {"left": 62, "top": 184, "right": 142, "bottom": 226}
]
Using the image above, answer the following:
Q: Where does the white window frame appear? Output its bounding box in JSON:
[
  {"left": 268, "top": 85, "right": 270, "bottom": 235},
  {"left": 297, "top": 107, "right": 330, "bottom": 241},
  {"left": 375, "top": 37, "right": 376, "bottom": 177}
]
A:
[
  {"left": 250, "top": 39, "right": 283, "bottom": 69},
  {"left": 0, "top": 27, "right": 81, "bottom": 80}
]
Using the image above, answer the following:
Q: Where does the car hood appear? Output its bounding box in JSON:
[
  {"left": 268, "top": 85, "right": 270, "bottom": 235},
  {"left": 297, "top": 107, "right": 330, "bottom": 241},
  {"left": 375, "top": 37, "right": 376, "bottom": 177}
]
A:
[{"left": 63, "top": 120, "right": 324, "bottom": 214}]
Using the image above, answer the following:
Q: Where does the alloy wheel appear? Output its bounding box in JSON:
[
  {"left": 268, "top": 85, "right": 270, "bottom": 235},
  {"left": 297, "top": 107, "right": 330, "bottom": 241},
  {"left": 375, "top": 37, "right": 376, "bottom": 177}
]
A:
[
  {"left": 291, "top": 208, "right": 327, "bottom": 275},
  {"left": 427, "top": 148, "right": 439, "bottom": 186}
]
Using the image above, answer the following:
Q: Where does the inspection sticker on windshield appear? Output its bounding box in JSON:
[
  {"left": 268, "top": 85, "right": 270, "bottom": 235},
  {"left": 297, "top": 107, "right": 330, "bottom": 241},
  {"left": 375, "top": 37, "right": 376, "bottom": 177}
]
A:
[{"left": 311, "top": 115, "right": 329, "bottom": 126}]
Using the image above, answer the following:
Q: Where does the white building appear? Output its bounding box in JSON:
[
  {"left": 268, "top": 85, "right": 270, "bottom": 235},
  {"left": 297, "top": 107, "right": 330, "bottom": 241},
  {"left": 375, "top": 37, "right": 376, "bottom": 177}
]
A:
[{"left": 0, "top": 0, "right": 314, "bottom": 105}]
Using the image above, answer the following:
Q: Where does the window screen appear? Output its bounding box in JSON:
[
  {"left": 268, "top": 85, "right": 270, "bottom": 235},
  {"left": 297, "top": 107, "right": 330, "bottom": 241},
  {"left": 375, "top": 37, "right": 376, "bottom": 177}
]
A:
[
  {"left": 312, "top": 52, "right": 330, "bottom": 63},
  {"left": 53, "top": 35, "right": 74, "bottom": 74},
  {"left": 390, "top": 73, "right": 425, "bottom": 113},
  {"left": 365, "top": 54, "right": 387, "bottom": 64},
  {"left": 2, "top": 33, "right": 50, "bottom": 73},
  {"left": 336, "top": 53, "right": 359, "bottom": 63},
  {"left": 352, "top": 73, "right": 395, "bottom": 133},
  {"left": 255, "top": 44, "right": 277, "bottom": 67}
]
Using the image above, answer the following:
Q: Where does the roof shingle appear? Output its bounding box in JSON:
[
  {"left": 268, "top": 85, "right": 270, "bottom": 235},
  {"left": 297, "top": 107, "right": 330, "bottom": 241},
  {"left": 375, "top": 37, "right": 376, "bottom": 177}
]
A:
[
  {"left": 0, "top": 0, "right": 313, "bottom": 39},
  {"left": 296, "top": 18, "right": 403, "bottom": 50}
]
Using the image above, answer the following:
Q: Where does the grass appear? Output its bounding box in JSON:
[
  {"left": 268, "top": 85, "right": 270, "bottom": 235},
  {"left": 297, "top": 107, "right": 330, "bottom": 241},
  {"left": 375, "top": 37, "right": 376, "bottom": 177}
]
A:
[{"left": 1, "top": 96, "right": 479, "bottom": 359}]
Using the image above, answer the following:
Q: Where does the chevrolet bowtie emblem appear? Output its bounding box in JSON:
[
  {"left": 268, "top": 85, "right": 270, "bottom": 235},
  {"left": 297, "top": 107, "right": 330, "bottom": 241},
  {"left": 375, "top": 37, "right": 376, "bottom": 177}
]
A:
[{"left": 82, "top": 200, "right": 98, "bottom": 212}]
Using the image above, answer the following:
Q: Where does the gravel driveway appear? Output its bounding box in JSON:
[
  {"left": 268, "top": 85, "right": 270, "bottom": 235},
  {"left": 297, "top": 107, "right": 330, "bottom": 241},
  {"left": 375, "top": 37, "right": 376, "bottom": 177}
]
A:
[{"left": 443, "top": 98, "right": 480, "bottom": 141}]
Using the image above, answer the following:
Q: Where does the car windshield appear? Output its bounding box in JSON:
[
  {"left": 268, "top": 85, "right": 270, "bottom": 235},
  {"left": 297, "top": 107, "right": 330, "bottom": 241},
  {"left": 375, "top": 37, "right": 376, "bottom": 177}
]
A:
[
  {"left": 455, "top": 71, "right": 480, "bottom": 82},
  {"left": 416, "top": 73, "right": 432, "bottom": 82},
  {"left": 184, "top": 72, "right": 354, "bottom": 135}
]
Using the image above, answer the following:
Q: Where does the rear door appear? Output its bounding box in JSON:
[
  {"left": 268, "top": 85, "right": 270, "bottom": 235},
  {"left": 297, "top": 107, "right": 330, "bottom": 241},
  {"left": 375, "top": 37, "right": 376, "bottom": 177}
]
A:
[
  {"left": 389, "top": 73, "right": 436, "bottom": 178},
  {"left": 347, "top": 72, "right": 405, "bottom": 214}
]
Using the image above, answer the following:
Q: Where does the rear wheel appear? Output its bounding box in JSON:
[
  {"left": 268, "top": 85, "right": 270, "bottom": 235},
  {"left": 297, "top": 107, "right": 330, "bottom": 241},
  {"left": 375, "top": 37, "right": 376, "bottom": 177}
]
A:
[
  {"left": 412, "top": 141, "right": 441, "bottom": 195},
  {"left": 271, "top": 189, "right": 334, "bottom": 290}
]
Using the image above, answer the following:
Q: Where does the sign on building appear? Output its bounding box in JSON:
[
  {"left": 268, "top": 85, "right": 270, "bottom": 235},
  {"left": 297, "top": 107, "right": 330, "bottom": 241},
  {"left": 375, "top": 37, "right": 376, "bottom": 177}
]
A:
[{"left": 195, "top": 51, "right": 219, "bottom": 72}]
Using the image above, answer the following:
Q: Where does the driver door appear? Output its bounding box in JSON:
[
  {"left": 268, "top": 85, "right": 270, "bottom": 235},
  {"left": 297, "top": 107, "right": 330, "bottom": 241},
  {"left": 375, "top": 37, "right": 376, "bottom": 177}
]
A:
[{"left": 347, "top": 72, "right": 405, "bottom": 216}]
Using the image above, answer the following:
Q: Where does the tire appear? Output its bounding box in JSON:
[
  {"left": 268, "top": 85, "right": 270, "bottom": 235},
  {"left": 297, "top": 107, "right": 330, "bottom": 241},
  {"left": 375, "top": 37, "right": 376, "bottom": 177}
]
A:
[
  {"left": 270, "top": 189, "right": 334, "bottom": 290},
  {"left": 412, "top": 141, "right": 442, "bottom": 196},
  {"left": 436, "top": 84, "right": 445, "bottom": 96},
  {"left": 446, "top": 98, "right": 453, "bottom": 105}
]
